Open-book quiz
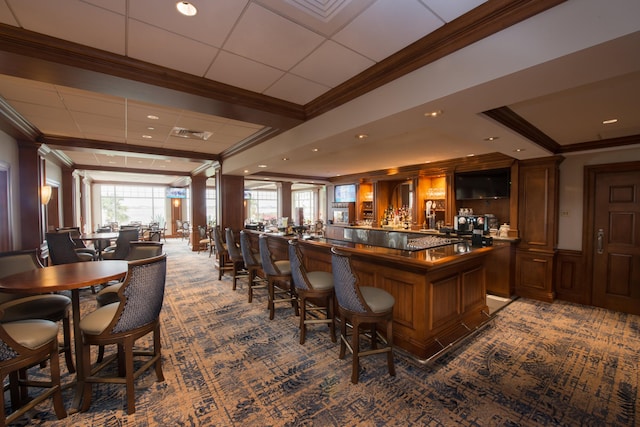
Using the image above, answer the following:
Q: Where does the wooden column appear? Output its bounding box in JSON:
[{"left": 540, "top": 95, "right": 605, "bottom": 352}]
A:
[
  {"left": 219, "top": 173, "right": 244, "bottom": 232},
  {"left": 190, "top": 174, "right": 207, "bottom": 251},
  {"left": 279, "top": 181, "right": 292, "bottom": 222},
  {"left": 61, "top": 166, "right": 74, "bottom": 226}
]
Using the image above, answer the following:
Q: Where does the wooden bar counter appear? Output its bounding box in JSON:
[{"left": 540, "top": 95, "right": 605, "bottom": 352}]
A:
[{"left": 244, "top": 228, "right": 494, "bottom": 362}]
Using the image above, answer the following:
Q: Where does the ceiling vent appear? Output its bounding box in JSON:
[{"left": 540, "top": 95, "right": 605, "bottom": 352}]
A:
[{"left": 171, "top": 127, "right": 212, "bottom": 141}]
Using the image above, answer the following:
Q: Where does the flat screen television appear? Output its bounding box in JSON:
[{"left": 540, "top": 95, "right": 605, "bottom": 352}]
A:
[
  {"left": 334, "top": 184, "right": 356, "bottom": 203},
  {"left": 455, "top": 169, "right": 510, "bottom": 200},
  {"left": 166, "top": 187, "right": 187, "bottom": 199}
]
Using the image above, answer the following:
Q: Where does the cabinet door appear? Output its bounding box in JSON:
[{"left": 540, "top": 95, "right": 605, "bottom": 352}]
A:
[
  {"left": 517, "top": 157, "right": 562, "bottom": 251},
  {"left": 515, "top": 250, "right": 555, "bottom": 302}
]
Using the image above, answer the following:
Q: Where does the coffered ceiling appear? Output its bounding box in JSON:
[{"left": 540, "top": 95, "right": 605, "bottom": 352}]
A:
[{"left": 0, "top": 0, "right": 639, "bottom": 186}]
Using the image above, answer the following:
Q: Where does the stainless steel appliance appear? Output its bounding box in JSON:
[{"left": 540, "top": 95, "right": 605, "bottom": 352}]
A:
[{"left": 454, "top": 215, "right": 488, "bottom": 235}]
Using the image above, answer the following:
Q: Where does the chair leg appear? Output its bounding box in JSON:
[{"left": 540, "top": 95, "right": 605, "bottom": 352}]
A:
[
  {"left": 124, "top": 339, "right": 136, "bottom": 415},
  {"left": 351, "top": 321, "right": 360, "bottom": 384},
  {"left": 328, "top": 296, "right": 336, "bottom": 343},
  {"left": 268, "top": 278, "right": 275, "bottom": 320},
  {"left": 299, "top": 297, "right": 307, "bottom": 344},
  {"left": 386, "top": 318, "right": 396, "bottom": 377},
  {"left": 49, "top": 347, "right": 68, "bottom": 420},
  {"left": 154, "top": 323, "right": 164, "bottom": 382},
  {"left": 339, "top": 316, "right": 347, "bottom": 360},
  {"left": 248, "top": 270, "right": 255, "bottom": 303}
]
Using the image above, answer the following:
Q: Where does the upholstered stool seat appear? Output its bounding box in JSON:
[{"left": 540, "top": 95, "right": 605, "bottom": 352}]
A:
[
  {"left": 79, "top": 303, "right": 118, "bottom": 335},
  {"left": 359, "top": 287, "right": 395, "bottom": 313},
  {"left": 1, "top": 294, "right": 71, "bottom": 323},
  {"left": 4, "top": 319, "right": 59, "bottom": 349}
]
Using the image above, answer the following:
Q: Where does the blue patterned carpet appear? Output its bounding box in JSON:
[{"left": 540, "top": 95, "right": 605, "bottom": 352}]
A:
[{"left": 9, "top": 239, "right": 640, "bottom": 426}]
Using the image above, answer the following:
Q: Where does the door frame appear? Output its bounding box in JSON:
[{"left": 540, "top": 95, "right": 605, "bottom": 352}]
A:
[{"left": 583, "top": 160, "right": 640, "bottom": 307}]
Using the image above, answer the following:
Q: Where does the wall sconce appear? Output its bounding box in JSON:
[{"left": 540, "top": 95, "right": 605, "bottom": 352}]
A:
[
  {"left": 41, "top": 185, "right": 52, "bottom": 205},
  {"left": 173, "top": 198, "right": 180, "bottom": 207}
]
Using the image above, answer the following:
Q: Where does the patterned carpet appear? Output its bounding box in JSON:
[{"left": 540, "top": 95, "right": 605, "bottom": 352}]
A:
[{"left": 9, "top": 238, "right": 640, "bottom": 426}]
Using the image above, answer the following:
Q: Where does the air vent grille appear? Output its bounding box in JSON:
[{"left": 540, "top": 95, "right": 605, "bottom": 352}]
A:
[{"left": 171, "top": 127, "right": 212, "bottom": 141}]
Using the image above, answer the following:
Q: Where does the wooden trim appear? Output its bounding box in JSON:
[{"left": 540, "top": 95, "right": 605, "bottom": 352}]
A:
[
  {"left": 554, "top": 249, "right": 587, "bottom": 304},
  {"left": 482, "top": 106, "right": 561, "bottom": 153},
  {"left": 559, "top": 134, "right": 640, "bottom": 153}
]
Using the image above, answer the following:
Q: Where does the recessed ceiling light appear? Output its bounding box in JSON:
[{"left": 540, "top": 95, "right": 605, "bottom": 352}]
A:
[
  {"left": 282, "top": 157, "right": 289, "bottom": 161},
  {"left": 514, "top": 148, "right": 526, "bottom": 152},
  {"left": 142, "top": 135, "right": 152, "bottom": 139},
  {"left": 424, "top": 110, "right": 443, "bottom": 118},
  {"left": 147, "top": 127, "right": 155, "bottom": 131},
  {"left": 466, "top": 154, "right": 475, "bottom": 157},
  {"left": 312, "top": 148, "right": 319, "bottom": 152},
  {"left": 602, "top": 118, "right": 618, "bottom": 124},
  {"left": 176, "top": 1, "right": 197, "bottom": 16},
  {"left": 258, "top": 164, "right": 267, "bottom": 168},
  {"left": 244, "top": 170, "right": 250, "bottom": 174},
  {"left": 147, "top": 115, "right": 159, "bottom": 120},
  {"left": 484, "top": 136, "right": 499, "bottom": 141},
  {"left": 356, "top": 134, "right": 368, "bottom": 139}
]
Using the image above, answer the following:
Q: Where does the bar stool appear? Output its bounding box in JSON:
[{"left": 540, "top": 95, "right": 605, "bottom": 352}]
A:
[
  {"left": 289, "top": 240, "right": 336, "bottom": 344},
  {"left": 239, "top": 231, "right": 267, "bottom": 303},
  {"left": 225, "top": 228, "right": 248, "bottom": 290},
  {"left": 258, "top": 234, "right": 297, "bottom": 320},
  {"left": 331, "top": 247, "right": 395, "bottom": 384}
]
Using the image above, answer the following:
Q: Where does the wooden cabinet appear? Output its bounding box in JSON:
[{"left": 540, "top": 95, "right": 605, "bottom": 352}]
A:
[
  {"left": 485, "top": 242, "right": 516, "bottom": 297},
  {"left": 515, "top": 156, "right": 563, "bottom": 302}
]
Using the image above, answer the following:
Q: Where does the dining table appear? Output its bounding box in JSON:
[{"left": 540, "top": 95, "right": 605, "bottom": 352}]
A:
[
  {"left": 0, "top": 260, "right": 128, "bottom": 413},
  {"left": 79, "top": 232, "right": 119, "bottom": 259}
]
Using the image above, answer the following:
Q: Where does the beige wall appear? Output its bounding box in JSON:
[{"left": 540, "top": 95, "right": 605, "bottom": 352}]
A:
[{"left": 558, "top": 145, "right": 640, "bottom": 251}]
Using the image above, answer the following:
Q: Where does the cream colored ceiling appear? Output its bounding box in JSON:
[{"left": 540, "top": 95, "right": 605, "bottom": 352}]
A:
[{"left": 0, "top": 0, "right": 639, "bottom": 184}]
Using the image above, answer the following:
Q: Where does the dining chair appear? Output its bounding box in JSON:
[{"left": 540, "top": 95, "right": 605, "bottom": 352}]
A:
[
  {"left": 0, "top": 315, "right": 67, "bottom": 425},
  {"left": 56, "top": 227, "right": 97, "bottom": 260},
  {"left": 289, "top": 240, "right": 336, "bottom": 344},
  {"left": 0, "top": 249, "right": 75, "bottom": 374},
  {"left": 102, "top": 229, "right": 139, "bottom": 260},
  {"left": 239, "top": 231, "right": 267, "bottom": 303},
  {"left": 225, "top": 228, "right": 247, "bottom": 290},
  {"left": 258, "top": 234, "right": 297, "bottom": 320},
  {"left": 212, "top": 226, "right": 232, "bottom": 280},
  {"left": 45, "top": 231, "right": 94, "bottom": 265},
  {"left": 197, "top": 226, "right": 210, "bottom": 254},
  {"left": 331, "top": 247, "right": 395, "bottom": 384},
  {"left": 79, "top": 254, "right": 167, "bottom": 415}
]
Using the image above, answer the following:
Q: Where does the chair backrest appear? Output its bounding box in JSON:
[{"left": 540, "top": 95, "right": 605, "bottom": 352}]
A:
[
  {"left": 239, "top": 231, "right": 259, "bottom": 268},
  {"left": 225, "top": 228, "right": 243, "bottom": 262},
  {"left": 45, "top": 232, "right": 81, "bottom": 265},
  {"left": 330, "top": 248, "right": 369, "bottom": 313},
  {"left": 259, "top": 234, "right": 281, "bottom": 276},
  {"left": 212, "top": 227, "right": 226, "bottom": 254},
  {"left": 56, "top": 227, "right": 86, "bottom": 248},
  {"left": 110, "top": 229, "right": 140, "bottom": 260},
  {"left": 198, "top": 225, "right": 207, "bottom": 240},
  {"left": 0, "top": 249, "right": 42, "bottom": 304},
  {"left": 288, "top": 240, "right": 310, "bottom": 291},
  {"left": 125, "top": 241, "right": 163, "bottom": 261},
  {"left": 148, "top": 231, "right": 161, "bottom": 242},
  {"left": 106, "top": 254, "right": 167, "bottom": 335}
]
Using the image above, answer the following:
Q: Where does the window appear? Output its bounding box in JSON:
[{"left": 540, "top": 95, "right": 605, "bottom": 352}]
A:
[
  {"left": 245, "top": 189, "right": 277, "bottom": 224},
  {"left": 100, "top": 185, "right": 166, "bottom": 226},
  {"left": 292, "top": 189, "right": 316, "bottom": 224},
  {"left": 206, "top": 188, "right": 217, "bottom": 226}
]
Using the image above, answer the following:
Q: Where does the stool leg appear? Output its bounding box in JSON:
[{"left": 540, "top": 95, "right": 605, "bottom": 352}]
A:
[
  {"left": 351, "top": 320, "right": 360, "bottom": 384},
  {"left": 268, "top": 278, "right": 275, "bottom": 320},
  {"left": 299, "top": 296, "right": 306, "bottom": 344},
  {"left": 386, "top": 318, "right": 395, "bottom": 377},
  {"left": 328, "top": 295, "right": 336, "bottom": 342},
  {"left": 339, "top": 314, "right": 347, "bottom": 360}
]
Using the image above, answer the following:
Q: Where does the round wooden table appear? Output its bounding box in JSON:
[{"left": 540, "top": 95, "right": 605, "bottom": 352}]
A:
[{"left": 0, "top": 260, "right": 128, "bottom": 412}]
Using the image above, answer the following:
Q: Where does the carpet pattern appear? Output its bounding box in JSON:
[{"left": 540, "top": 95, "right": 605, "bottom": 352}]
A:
[{"left": 8, "top": 239, "right": 639, "bottom": 426}]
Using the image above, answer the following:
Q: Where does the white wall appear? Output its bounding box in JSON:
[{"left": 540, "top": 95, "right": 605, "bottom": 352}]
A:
[
  {"left": 0, "top": 130, "right": 20, "bottom": 248},
  {"left": 558, "top": 145, "right": 640, "bottom": 251}
]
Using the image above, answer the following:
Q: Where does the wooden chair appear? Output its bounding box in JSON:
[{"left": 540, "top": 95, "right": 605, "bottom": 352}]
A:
[
  {"left": 239, "top": 231, "right": 267, "bottom": 303},
  {"left": 79, "top": 254, "right": 167, "bottom": 415},
  {"left": 0, "top": 249, "right": 75, "bottom": 374},
  {"left": 0, "top": 315, "right": 67, "bottom": 425},
  {"left": 197, "top": 226, "right": 210, "bottom": 254},
  {"left": 212, "top": 226, "right": 232, "bottom": 280},
  {"left": 258, "top": 234, "right": 297, "bottom": 320},
  {"left": 225, "top": 228, "right": 248, "bottom": 290},
  {"left": 289, "top": 240, "right": 336, "bottom": 344},
  {"left": 45, "top": 232, "right": 94, "bottom": 265},
  {"left": 102, "top": 229, "right": 140, "bottom": 260},
  {"left": 331, "top": 247, "right": 395, "bottom": 384}
]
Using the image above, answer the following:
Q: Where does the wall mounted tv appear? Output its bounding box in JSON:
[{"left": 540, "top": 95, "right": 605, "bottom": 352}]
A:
[
  {"left": 334, "top": 184, "right": 356, "bottom": 203},
  {"left": 455, "top": 168, "right": 511, "bottom": 200},
  {"left": 166, "top": 187, "right": 187, "bottom": 199}
]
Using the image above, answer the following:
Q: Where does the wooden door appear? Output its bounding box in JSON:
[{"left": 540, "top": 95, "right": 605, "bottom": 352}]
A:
[{"left": 588, "top": 163, "right": 640, "bottom": 315}]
